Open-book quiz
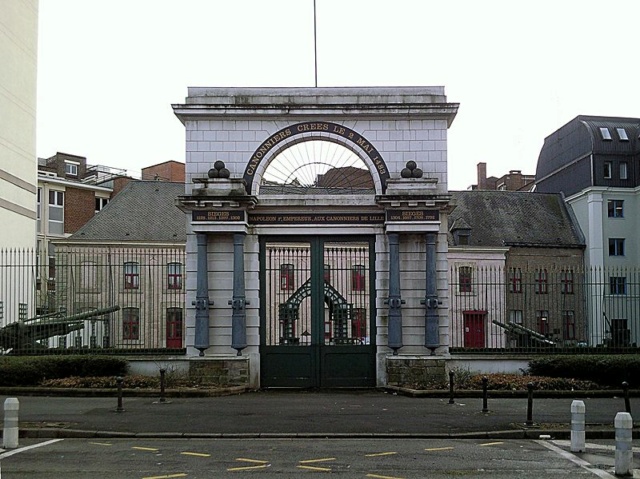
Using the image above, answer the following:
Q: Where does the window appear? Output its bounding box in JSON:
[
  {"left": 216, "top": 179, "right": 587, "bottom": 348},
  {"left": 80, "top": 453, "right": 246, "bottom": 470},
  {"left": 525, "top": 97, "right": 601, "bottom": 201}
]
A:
[
  {"left": 509, "top": 268, "right": 522, "bottom": 293},
  {"left": 536, "top": 310, "right": 550, "bottom": 336},
  {"left": 64, "top": 161, "right": 78, "bottom": 176},
  {"left": 351, "top": 264, "right": 366, "bottom": 292},
  {"left": 534, "top": 269, "right": 548, "bottom": 294},
  {"left": 124, "top": 262, "right": 140, "bottom": 289},
  {"left": 323, "top": 264, "right": 331, "bottom": 283},
  {"left": 609, "top": 238, "right": 625, "bottom": 256},
  {"left": 616, "top": 128, "right": 629, "bottom": 141},
  {"left": 563, "top": 311, "right": 576, "bottom": 340},
  {"left": 610, "top": 276, "right": 627, "bottom": 295},
  {"left": 36, "top": 188, "right": 41, "bottom": 233},
  {"left": 48, "top": 190, "right": 64, "bottom": 235},
  {"left": 166, "top": 307, "right": 183, "bottom": 347},
  {"left": 79, "top": 261, "right": 97, "bottom": 290},
  {"left": 620, "top": 161, "right": 628, "bottom": 180},
  {"left": 167, "top": 262, "right": 183, "bottom": 290},
  {"left": 599, "top": 127, "right": 612, "bottom": 140},
  {"left": 608, "top": 200, "right": 624, "bottom": 218},
  {"left": 95, "top": 197, "right": 109, "bottom": 213},
  {"left": 561, "top": 269, "right": 574, "bottom": 294},
  {"left": 280, "top": 264, "right": 295, "bottom": 290},
  {"left": 603, "top": 162, "right": 613, "bottom": 179},
  {"left": 509, "top": 310, "right": 523, "bottom": 324},
  {"left": 122, "top": 307, "right": 140, "bottom": 340},
  {"left": 458, "top": 266, "right": 472, "bottom": 293}
]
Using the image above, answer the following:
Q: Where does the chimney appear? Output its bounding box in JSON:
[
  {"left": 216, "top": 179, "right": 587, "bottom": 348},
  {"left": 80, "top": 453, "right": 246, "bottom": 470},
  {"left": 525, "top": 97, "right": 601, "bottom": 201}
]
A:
[{"left": 477, "top": 162, "right": 487, "bottom": 190}]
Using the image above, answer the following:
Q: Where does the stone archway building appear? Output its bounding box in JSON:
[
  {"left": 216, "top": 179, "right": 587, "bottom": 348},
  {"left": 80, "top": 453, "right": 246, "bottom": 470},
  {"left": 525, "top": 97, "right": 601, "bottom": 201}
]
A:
[{"left": 173, "top": 87, "right": 458, "bottom": 388}]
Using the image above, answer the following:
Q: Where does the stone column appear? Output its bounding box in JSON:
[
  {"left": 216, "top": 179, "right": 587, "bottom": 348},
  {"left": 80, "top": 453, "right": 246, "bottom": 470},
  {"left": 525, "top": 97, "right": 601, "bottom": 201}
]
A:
[
  {"left": 424, "top": 232, "right": 439, "bottom": 352},
  {"left": 387, "top": 233, "right": 403, "bottom": 353},
  {"left": 194, "top": 233, "right": 212, "bottom": 356},
  {"left": 230, "top": 233, "right": 247, "bottom": 355}
]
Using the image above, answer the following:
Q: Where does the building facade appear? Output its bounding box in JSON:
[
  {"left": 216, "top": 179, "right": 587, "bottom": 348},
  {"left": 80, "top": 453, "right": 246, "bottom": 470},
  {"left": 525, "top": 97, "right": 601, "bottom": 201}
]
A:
[
  {"left": 0, "top": 0, "right": 38, "bottom": 249},
  {"left": 173, "top": 87, "right": 459, "bottom": 388}
]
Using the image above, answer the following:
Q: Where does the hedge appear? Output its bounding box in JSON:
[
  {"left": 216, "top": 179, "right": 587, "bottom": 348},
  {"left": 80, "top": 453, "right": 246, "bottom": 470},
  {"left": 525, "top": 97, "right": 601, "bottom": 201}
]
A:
[
  {"left": 0, "top": 356, "right": 129, "bottom": 387},
  {"left": 529, "top": 355, "right": 640, "bottom": 387}
]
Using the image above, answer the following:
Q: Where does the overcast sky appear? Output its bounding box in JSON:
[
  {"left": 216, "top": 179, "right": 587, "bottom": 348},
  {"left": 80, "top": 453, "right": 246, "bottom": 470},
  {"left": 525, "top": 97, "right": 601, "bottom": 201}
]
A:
[{"left": 37, "top": 0, "right": 640, "bottom": 190}]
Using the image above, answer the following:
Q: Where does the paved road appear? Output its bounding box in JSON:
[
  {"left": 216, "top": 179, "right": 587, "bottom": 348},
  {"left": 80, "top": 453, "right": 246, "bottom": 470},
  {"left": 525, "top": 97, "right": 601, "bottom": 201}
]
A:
[{"left": 2, "top": 437, "right": 638, "bottom": 478}]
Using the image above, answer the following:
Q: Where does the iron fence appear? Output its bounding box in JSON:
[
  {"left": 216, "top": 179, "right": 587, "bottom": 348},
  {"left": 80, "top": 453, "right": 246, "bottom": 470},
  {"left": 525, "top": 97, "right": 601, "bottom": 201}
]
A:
[
  {"left": 0, "top": 247, "right": 186, "bottom": 355},
  {"left": 450, "top": 265, "right": 640, "bottom": 353}
]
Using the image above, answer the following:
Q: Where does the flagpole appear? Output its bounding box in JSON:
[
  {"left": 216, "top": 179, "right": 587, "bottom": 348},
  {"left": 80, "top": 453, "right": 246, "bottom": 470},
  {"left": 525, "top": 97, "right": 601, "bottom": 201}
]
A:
[{"left": 313, "top": 0, "right": 318, "bottom": 87}]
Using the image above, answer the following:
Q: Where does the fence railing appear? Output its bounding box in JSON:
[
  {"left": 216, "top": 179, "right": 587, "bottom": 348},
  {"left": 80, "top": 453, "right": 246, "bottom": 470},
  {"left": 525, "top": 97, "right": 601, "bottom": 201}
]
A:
[
  {"left": 449, "top": 265, "right": 640, "bottom": 353},
  {"left": 0, "top": 247, "right": 186, "bottom": 355}
]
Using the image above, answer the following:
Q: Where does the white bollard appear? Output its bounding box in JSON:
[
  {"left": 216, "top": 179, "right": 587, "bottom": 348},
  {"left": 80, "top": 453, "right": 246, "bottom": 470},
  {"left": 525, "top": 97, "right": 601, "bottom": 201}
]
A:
[
  {"left": 570, "top": 400, "right": 585, "bottom": 452},
  {"left": 614, "top": 411, "right": 633, "bottom": 477},
  {"left": 3, "top": 397, "right": 20, "bottom": 449}
]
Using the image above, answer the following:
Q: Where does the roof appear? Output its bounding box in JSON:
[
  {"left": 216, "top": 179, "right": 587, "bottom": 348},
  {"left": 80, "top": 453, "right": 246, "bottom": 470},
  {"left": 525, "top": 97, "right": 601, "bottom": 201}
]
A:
[
  {"left": 68, "top": 181, "right": 186, "bottom": 242},
  {"left": 448, "top": 190, "right": 584, "bottom": 248}
]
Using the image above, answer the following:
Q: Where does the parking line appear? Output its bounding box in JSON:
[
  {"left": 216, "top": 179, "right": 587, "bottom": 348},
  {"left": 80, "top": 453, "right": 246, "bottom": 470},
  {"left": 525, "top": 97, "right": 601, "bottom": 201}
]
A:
[
  {"left": 141, "top": 474, "right": 187, "bottom": 479},
  {"left": 365, "top": 451, "right": 398, "bottom": 457},
  {"left": 133, "top": 446, "right": 159, "bottom": 452},
  {"left": 425, "top": 447, "right": 454, "bottom": 452},
  {"left": 235, "top": 458, "right": 269, "bottom": 464},
  {"left": 536, "top": 440, "right": 617, "bottom": 479},
  {"left": 227, "top": 464, "right": 270, "bottom": 471},
  {"left": 366, "top": 474, "right": 405, "bottom": 479},
  {"left": 479, "top": 442, "right": 504, "bottom": 447},
  {"left": 89, "top": 442, "right": 112, "bottom": 446},
  {"left": 298, "top": 465, "right": 332, "bottom": 472},
  {"left": 299, "top": 457, "right": 336, "bottom": 463},
  {"left": 181, "top": 451, "right": 211, "bottom": 457},
  {"left": 0, "top": 439, "right": 64, "bottom": 459}
]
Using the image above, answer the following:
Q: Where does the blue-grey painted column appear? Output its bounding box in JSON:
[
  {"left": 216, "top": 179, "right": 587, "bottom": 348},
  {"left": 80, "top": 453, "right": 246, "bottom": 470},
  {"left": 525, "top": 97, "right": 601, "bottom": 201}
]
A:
[
  {"left": 387, "top": 233, "right": 403, "bottom": 354},
  {"left": 230, "top": 233, "right": 247, "bottom": 355},
  {"left": 424, "top": 232, "right": 439, "bottom": 353},
  {"left": 194, "top": 233, "right": 212, "bottom": 356}
]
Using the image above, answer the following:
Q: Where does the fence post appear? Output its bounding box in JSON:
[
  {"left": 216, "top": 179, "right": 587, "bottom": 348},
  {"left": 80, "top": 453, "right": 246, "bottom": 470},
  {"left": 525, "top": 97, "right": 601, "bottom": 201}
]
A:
[
  {"left": 526, "top": 382, "right": 534, "bottom": 426},
  {"left": 614, "top": 412, "right": 633, "bottom": 477},
  {"left": 448, "top": 371, "right": 455, "bottom": 404},
  {"left": 116, "top": 376, "right": 124, "bottom": 412},
  {"left": 3, "top": 397, "right": 19, "bottom": 449},
  {"left": 570, "top": 400, "right": 585, "bottom": 452},
  {"left": 482, "top": 376, "right": 488, "bottom": 413}
]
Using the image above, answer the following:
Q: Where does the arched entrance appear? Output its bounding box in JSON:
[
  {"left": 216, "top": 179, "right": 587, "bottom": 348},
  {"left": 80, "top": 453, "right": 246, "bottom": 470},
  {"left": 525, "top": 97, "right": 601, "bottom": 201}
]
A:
[{"left": 260, "top": 237, "right": 376, "bottom": 388}]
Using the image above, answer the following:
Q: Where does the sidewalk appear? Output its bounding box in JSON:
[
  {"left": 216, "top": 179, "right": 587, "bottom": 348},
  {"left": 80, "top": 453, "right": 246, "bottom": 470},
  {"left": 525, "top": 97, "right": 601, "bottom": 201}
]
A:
[{"left": 2, "top": 389, "right": 638, "bottom": 439}]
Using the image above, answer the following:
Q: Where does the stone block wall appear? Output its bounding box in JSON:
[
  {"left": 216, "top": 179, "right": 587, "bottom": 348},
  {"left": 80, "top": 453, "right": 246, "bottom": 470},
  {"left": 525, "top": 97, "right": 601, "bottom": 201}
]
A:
[
  {"left": 386, "top": 356, "right": 446, "bottom": 389},
  {"left": 189, "top": 357, "right": 250, "bottom": 387}
]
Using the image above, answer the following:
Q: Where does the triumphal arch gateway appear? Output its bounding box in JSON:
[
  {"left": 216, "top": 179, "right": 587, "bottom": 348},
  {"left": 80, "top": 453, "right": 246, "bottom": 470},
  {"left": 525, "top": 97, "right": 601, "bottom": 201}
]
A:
[{"left": 173, "top": 87, "right": 459, "bottom": 388}]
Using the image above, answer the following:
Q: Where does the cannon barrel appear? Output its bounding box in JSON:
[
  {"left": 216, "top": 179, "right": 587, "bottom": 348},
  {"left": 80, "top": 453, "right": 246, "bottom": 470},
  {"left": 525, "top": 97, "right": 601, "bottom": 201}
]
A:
[
  {"left": 29, "top": 305, "right": 120, "bottom": 324},
  {"left": 492, "top": 319, "right": 555, "bottom": 345}
]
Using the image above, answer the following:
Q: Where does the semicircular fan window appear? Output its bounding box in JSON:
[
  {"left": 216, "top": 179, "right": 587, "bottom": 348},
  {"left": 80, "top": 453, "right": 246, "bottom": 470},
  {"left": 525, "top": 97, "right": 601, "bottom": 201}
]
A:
[{"left": 260, "top": 140, "right": 374, "bottom": 195}]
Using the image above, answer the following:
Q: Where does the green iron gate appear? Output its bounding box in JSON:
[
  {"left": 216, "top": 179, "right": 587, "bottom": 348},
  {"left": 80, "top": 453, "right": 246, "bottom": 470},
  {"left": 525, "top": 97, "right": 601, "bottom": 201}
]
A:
[{"left": 260, "top": 237, "right": 376, "bottom": 388}]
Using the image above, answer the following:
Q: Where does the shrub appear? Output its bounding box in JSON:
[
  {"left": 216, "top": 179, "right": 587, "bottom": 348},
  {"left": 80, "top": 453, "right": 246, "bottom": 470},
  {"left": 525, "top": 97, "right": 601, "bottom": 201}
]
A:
[
  {"left": 40, "top": 375, "right": 158, "bottom": 389},
  {"left": 529, "top": 355, "right": 640, "bottom": 387},
  {"left": 0, "top": 356, "right": 128, "bottom": 387}
]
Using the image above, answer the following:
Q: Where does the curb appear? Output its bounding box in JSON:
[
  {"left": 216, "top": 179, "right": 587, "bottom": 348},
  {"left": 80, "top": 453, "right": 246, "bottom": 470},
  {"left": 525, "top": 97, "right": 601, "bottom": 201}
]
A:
[
  {"left": 385, "top": 386, "right": 639, "bottom": 399},
  {"left": 0, "top": 386, "right": 250, "bottom": 398}
]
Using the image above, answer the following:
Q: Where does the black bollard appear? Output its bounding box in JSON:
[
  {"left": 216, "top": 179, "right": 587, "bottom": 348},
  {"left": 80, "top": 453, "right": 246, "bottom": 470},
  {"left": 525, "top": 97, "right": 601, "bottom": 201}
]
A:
[
  {"left": 622, "top": 381, "right": 631, "bottom": 414},
  {"left": 448, "top": 371, "right": 455, "bottom": 404},
  {"left": 159, "top": 369, "right": 167, "bottom": 403},
  {"left": 526, "top": 382, "right": 534, "bottom": 426},
  {"left": 482, "top": 376, "right": 489, "bottom": 413},
  {"left": 116, "top": 376, "right": 124, "bottom": 413}
]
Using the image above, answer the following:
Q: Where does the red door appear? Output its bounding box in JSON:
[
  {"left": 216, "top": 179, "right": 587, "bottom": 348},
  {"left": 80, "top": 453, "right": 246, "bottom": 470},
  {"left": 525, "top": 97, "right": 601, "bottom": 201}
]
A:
[
  {"left": 166, "top": 308, "right": 183, "bottom": 348},
  {"left": 463, "top": 311, "right": 486, "bottom": 348}
]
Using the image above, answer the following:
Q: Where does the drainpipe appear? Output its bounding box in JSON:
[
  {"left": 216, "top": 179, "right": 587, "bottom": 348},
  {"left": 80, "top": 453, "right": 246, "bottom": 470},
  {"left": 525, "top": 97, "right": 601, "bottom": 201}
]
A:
[
  {"left": 230, "top": 233, "right": 247, "bottom": 355},
  {"left": 387, "top": 233, "right": 403, "bottom": 354},
  {"left": 194, "top": 233, "right": 213, "bottom": 356},
  {"left": 424, "top": 232, "right": 440, "bottom": 353}
]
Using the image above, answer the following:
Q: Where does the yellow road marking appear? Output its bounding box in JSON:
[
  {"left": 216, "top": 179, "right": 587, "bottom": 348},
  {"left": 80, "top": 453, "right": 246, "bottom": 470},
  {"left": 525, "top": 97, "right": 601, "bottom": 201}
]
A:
[
  {"left": 299, "top": 457, "right": 336, "bottom": 464},
  {"left": 297, "top": 465, "right": 332, "bottom": 472},
  {"left": 425, "top": 447, "right": 454, "bottom": 452},
  {"left": 181, "top": 451, "right": 211, "bottom": 457},
  {"left": 89, "top": 442, "right": 112, "bottom": 446},
  {"left": 366, "top": 474, "right": 405, "bottom": 479},
  {"left": 133, "top": 446, "right": 159, "bottom": 452},
  {"left": 142, "top": 474, "right": 187, "bottom": 479},
  {"left": 479, "top": 441, "right": 504, "bottom": 447},
  {"left": 235, "top": 458, "right": 269, "bottom": 464},
  {"left": 227, "top": 464, "right": 269, "bottom": 471},
  {"left": 365, "top": 451, "right": 398, "bottom": 457}
]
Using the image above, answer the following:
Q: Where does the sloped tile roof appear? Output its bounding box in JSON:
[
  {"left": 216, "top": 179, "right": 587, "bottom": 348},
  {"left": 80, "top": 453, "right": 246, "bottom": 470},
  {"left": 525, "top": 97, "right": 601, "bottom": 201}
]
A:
[
  {"left": 69, "top": 181, "right": 186, "bottom": 242},
  {"left": 448, "top": 190, "right": 584, "bottom": 248}
]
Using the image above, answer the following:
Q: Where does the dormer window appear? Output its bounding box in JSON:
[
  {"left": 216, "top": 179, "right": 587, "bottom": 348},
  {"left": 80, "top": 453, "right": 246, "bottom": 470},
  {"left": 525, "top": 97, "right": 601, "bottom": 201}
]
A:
[
  {"left": 616, "top": 128, "right": 629, "bottom": 141},
  {"left": 599, "top": 128, "right": 612, "bottom": 140},
  {"left": 64, "top": 161, "right": 79, "bottom": 176}
]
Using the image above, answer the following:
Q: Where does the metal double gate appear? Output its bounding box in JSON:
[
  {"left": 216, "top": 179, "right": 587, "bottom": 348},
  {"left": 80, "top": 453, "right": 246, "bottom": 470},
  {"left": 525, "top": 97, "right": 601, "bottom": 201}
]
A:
[{"left": 260, "top": 237, "right": 376, "bottom": 388}]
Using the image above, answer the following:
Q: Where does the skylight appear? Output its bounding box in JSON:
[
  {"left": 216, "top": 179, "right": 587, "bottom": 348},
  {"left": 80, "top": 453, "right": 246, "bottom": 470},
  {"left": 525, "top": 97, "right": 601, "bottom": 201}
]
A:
[
  {"left": 599, "top": 127, "right": 612, "bottom": 140},
  {"left": 616, "top": 128, "right": 629, "bottom": 141}
]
